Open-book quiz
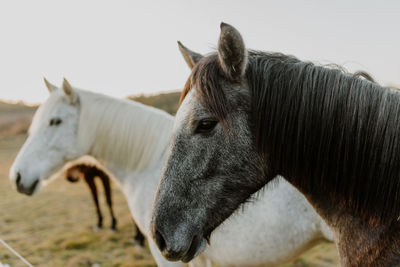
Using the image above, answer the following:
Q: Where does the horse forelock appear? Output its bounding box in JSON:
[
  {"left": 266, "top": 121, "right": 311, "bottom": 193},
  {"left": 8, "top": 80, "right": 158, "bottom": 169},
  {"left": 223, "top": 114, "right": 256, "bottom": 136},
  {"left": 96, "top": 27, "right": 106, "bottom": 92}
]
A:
[
  {"left": 180, "top": 54, "right": 238, "bottom": 130},
  {"left": 29, "top": 90, "right": 67, "bottom": 134}
]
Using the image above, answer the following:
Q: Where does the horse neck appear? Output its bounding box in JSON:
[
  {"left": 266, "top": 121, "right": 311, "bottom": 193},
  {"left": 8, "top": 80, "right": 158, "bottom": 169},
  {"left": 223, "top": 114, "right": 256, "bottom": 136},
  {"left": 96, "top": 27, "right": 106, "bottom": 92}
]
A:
[
  {"left": 251, "top": 57, "right": 400, "bottom": 264},
  {"left": 253, "top": 57, "right": 400, "bottom": 217},
  {"left": 76, "top": 90, "right": 174, "bottom": 185},
  {"left": 304, "top": 193, "right": 400, "bottom": 266}
]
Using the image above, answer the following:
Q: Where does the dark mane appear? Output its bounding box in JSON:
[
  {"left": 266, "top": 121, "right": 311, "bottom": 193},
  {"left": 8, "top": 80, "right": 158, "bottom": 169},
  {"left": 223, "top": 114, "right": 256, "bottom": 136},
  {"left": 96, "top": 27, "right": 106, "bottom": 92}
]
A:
[{"left": 182, "top": 50, "right": 400, "bottom": 221}]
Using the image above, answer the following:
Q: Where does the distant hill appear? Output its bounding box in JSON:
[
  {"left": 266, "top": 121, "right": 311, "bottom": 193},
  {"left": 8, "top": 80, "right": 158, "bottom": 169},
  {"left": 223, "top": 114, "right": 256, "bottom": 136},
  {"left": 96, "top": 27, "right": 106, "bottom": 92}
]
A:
[
  {"left": 0, "top": 101, "right": 36, "bottom": 113},
  {"left": 129, "top": 91, "right": 181, "bottom": 115},
  {"left": 0, "top": 101, "right": 37, "bottom": 138}
]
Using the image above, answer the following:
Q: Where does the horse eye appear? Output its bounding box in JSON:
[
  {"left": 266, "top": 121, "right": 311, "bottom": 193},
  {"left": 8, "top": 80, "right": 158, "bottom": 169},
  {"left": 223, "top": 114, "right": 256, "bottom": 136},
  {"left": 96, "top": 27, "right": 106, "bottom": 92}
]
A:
[
  {"left": 195, "top": 120, "right": 218, "bottom": 134},
  {"left": 49, "top": 118, "right": 62, "bottom": 126}
]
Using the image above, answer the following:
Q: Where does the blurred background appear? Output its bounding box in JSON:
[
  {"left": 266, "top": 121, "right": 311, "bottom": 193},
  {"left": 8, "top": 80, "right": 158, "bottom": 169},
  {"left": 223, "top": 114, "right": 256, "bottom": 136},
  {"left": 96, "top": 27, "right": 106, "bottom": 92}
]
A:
[{"left": 1, "top": 0, "right": 399, "bottom": 266}]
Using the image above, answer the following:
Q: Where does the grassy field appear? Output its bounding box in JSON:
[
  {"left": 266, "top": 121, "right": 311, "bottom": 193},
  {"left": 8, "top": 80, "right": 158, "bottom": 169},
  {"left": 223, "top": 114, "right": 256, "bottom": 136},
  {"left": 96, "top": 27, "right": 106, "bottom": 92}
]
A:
[{"left": 0, "top": 98, "right": 339, "bottom": 266}]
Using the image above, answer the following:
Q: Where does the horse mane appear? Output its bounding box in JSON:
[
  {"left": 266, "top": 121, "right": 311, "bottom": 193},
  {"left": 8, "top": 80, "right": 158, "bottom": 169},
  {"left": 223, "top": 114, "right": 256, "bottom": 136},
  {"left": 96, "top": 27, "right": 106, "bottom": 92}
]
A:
[
  {"left": 183, "top": 50, "right": 400, "bottom": 221},
  {"left": 75, "top": 89, "right": 174, "bottom": 172}
]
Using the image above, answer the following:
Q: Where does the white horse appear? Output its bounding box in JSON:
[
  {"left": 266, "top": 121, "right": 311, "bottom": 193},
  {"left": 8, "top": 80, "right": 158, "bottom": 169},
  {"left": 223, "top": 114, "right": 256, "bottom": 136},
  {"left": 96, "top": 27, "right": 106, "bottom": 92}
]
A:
[{"left": 10, "top": 79, "right": 334, "bottom": 267}]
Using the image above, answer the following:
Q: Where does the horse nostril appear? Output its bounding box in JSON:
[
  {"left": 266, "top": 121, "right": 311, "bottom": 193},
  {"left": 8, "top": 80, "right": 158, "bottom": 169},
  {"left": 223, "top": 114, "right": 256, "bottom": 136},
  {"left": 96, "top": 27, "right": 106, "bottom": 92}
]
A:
[
  {"left": 154, "top": 230, "right": 167, "bottom": 252},
  {"left": 27, "top": 179, "right": 39, "bottom": 196},
  {"left": 16, "top": 172, "right": 21, "bottom": 186}
]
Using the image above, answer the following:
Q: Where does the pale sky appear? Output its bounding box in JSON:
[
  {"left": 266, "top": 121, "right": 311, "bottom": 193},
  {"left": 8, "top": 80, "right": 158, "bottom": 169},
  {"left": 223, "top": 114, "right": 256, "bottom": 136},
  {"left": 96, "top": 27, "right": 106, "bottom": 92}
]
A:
[{"left": 0, "top": 0, "right": 399, "bottom": 104}]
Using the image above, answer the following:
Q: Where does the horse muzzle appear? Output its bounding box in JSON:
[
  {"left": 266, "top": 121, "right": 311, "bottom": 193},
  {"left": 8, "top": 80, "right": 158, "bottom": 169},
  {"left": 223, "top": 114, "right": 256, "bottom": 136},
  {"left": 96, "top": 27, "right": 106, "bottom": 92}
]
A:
[
  {"left": 15, "top": 172, "right": 39, "bottom": 196},
  {"left": 152, "top": 222, "right": 207, "bottom": 262}
]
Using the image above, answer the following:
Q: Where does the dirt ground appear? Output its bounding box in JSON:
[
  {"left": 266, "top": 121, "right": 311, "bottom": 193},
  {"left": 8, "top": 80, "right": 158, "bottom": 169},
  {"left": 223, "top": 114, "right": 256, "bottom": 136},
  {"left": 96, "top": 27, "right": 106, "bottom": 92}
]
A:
[{"left": 0, "top": 134, "right": 339, "bottom": 266}]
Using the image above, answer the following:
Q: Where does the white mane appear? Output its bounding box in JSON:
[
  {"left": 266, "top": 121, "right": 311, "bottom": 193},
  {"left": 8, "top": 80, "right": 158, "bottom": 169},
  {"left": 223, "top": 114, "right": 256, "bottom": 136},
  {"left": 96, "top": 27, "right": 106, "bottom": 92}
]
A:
[{"left": 76, "top": 88, "right": 174, "bottom": 172}]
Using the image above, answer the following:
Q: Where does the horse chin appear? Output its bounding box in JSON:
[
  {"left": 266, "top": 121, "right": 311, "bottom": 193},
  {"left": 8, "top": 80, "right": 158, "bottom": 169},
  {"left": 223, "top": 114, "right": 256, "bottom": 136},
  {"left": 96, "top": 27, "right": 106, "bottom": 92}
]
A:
[{"left": 181, "top": 236, "right": 207, "bottom": 263}]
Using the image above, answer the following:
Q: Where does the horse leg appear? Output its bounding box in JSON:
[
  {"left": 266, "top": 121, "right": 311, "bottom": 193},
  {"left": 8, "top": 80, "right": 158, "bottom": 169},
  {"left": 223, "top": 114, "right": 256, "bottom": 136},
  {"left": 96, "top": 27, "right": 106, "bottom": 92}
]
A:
[
  {"left": 129, "top": 218, "right": 146, "bottom": 247},
  {"left": 100, "top": 173, "right": 117, "bottom": 231},
  {"left": 85, "top": 176, "right": 102, "bottom": 230},
  {"left": 133, "top": 224, "right": 145, "bottom": 247}
]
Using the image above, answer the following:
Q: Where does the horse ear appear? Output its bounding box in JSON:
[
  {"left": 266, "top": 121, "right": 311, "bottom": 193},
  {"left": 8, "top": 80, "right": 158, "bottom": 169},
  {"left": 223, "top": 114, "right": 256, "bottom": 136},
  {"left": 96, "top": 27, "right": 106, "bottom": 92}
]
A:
[
  {"left": 178, "top": 41, "right": 203, "bottom": 69},
  {"left": 62, "top": 78, "right": 77, "bottom": 104},
  {"left": 43, "top": 77, "right": 57, "bottom": 93},
  {"left": 217, "top": 22, "right": 248, "bottom": 81}
]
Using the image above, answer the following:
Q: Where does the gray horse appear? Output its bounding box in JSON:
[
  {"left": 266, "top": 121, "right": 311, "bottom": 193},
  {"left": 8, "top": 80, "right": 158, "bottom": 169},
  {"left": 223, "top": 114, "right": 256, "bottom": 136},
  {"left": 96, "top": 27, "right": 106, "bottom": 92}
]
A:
[{"left": 151, "top": 23, "right": 400, "bottom": 266}]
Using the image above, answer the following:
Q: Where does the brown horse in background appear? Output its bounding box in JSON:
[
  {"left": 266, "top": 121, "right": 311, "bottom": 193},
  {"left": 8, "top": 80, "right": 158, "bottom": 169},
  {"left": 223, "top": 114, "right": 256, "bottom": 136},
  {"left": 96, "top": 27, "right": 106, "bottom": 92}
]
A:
[{"left": 66, "top": 164, "right": 145, "bottom": 246}]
